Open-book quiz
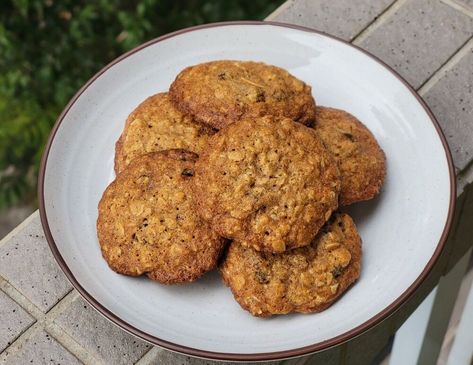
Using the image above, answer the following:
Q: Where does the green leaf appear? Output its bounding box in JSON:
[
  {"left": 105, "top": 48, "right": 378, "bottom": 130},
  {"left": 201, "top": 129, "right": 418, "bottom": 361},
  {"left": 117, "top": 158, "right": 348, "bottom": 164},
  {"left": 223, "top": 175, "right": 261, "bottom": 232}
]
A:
[{"left": 0, "top": 0, "right": 284, "bottom": 209}]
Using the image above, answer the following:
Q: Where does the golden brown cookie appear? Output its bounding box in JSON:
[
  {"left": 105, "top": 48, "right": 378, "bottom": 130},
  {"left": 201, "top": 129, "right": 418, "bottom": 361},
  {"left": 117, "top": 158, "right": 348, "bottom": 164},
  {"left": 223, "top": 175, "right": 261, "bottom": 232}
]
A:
[
  {"left": 114, "top": 93, "right": 215, "bottom": 173},
  {"left": 220, "top": 213, "right": 361, "bottom": 317},
  {"left": 169, "top": 60, "right": 316, "bottom": 129},
  {"left": 97, "top": 149, "right": 224, "bottom": 284},
  {"left": 192, "top": 116, "right": 340, "bottom": 253},
  {"left": 313, "top": 107, "right": 386, "bottom": 206}
]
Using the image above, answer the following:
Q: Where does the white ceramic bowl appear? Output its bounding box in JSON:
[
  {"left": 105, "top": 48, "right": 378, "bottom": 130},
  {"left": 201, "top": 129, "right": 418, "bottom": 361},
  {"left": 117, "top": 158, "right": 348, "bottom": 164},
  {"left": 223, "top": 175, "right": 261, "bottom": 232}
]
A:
[{"left": 38, "top": 21, "right": 455, "bottom": 362}]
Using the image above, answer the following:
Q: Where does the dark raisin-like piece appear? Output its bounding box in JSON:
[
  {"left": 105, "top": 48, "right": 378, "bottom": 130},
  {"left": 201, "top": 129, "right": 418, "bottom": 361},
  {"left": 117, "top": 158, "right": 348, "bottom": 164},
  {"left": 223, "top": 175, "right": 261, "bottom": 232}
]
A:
[
  {"left": 181, "top": 168, "right": 194, "bottom": 177},
  {"left": 256, "top": 91, "right": 266, "bottom": 102},
  {"left": 343, "top": 132, "right": 354, "bottom": 141},
  {"left": 332, "top": 266, "right": 343, "bottom": 278}
]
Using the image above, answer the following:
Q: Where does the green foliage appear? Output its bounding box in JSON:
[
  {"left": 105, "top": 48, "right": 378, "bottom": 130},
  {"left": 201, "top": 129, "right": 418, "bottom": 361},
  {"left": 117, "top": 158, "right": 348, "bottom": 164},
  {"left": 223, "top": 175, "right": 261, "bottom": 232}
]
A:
[{"left": 0, "top": 0, "right": 283, "bottom": 209}]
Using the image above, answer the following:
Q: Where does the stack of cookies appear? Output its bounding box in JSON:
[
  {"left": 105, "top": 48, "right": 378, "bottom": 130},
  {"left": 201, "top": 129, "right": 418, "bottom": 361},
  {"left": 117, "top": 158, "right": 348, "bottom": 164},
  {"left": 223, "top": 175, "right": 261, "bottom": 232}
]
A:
[{"left": 97, "top": 60, "right": 386, "bottom": 317}]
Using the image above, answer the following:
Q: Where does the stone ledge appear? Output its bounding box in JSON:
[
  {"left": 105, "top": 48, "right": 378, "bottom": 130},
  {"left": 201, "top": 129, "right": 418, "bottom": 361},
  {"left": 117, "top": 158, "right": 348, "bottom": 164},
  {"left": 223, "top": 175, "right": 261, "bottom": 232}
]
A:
[
  {"left": 0, "top": 212, "right": 72, "bottom": 313},
  {"left": 422, "top": 45, "right": 473, "bottom": 171},
  {"left": 0, "top": 290, "right": 35, "bottom": 353},
  {"left": 3, "top": 330, "right": 81, "bottom": 365},
  {"left": 268, "top": 0, "right": 394, "bottom": 40},
  {"left": 53, "top": 296, "right": 151, "bottom": 364},
  {"left": 357, "top": 0, "right": 473, "bottom": 89}
]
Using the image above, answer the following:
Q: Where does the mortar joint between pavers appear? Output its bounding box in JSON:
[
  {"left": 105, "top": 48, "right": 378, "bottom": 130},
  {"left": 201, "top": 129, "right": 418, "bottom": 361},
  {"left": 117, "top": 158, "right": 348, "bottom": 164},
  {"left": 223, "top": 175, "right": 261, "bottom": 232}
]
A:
[
  {"left": 42, "top": 289, "right": 79, "bottom": 324},
  {"left": 0, "top": 321, "right": 44, "bottom": 362},
  {"left": 134, "top": 347, "right": 165, "bottom": 365},
  {"left": 351, "top": 0, "right": 408, "bottom": 45},
  {"left": 441, "top": 0, "right": 473, "bottom": 18},
  {"left": 0, "top": 276, "right": 45, "bottom": 320},
  {"left": 0, "top": 289, "right": 95, "bottom": 364},
  {"left": 0, "top": 284, "right": 82, "bottom": 364},
  {"left": 418, "top": 36, "right": 473, "bottom": 95},
  {"left": 45, "top": 321, "right": 103, "bottom": 365}
]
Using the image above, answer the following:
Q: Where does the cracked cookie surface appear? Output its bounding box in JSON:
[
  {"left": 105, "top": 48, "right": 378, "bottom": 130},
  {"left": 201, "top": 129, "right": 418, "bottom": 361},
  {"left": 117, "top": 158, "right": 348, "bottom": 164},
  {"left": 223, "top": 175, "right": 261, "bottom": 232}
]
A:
[
  {"left": 313, "top": 107, "right": 386, "bottom": 206},
  {"left": 220, "top": 213, "right": 361, "bottom": 317},
  {"left": 192, "top": 116, "right": 340, "bottom": 253},
  {"left": 114, "top": 93, "right": 215, "bottom": 173},
  {"left": 97, "top": 149, "right": 224, "bottom": 284},
  {"left": 169, "top": 60, "right": 316, "bottom": 129}
]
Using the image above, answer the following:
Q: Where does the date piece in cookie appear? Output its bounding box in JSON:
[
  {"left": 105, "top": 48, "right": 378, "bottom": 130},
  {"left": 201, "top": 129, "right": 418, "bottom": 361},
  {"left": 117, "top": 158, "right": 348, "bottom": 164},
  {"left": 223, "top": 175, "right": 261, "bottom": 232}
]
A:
[
  {"left": 114, "top": 93, "right": 215, "bottom": 173},
  {"left": 220, "top": 213, "right": 361, "bottom": 317},
  {"left": 313, "top": 107, "right": 386, "bottom": 206},
  {"left": 169, "top": 60, "right": 316, "bottom": 129},
  {"left": 97, "top": 149, "right": 224, "bottom": 284},
  {"left": 192, "top": 116, "right": 340, "bottom": 253}
]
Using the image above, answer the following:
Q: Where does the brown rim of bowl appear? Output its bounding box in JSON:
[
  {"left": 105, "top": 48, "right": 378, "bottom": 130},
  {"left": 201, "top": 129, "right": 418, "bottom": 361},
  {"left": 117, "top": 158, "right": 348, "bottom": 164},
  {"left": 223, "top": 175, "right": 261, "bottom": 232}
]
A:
[{"left": 38, "top": 20, "right": 456, "bottom": 362}]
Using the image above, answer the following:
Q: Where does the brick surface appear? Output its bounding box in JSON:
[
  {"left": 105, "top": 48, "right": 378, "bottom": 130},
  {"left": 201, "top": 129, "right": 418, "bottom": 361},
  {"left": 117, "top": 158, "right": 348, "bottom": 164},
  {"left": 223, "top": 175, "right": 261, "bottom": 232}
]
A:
[
  {"left": 270, "top": 0, "right": 394, "bottom": 40},
  {"left": 358, "top": 0, "right": 473, "bottom": 89},
  {"left": 0, "top": 212, "right": 72, "bottom": 312},
  {"left": 0, "top": 291, "right": 35, "bottom": 352},
  {"left": 3, "top": 330, "right": 80, "bottom": 365},
  {"left": 54, "top": 296, "right": 150, "bottom": 364},
  {"left": 423, "top": 46, "right": 473, "bottom": 170}
]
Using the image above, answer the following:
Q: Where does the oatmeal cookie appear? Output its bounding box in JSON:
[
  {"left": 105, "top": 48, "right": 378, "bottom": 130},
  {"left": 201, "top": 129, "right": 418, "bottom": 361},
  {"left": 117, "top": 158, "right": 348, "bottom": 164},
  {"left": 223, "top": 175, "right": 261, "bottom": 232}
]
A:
[
  {"left": 97, "top": 149, "right": 224, "bottom": 284},
  {"left": 313, "top": 107, "right": 386, "bottom": 205},
  {"left": 192, "top": 116, "right": 340, "bottom": 253},
  {"left": 220, "top": 213, "right": 361, "bottom": 317},
  {"left": 114, "top": 93, "right": 215, "bottom": 173},
  {"left": 169, "top": 60, "right": 316, "bottom": 129}
]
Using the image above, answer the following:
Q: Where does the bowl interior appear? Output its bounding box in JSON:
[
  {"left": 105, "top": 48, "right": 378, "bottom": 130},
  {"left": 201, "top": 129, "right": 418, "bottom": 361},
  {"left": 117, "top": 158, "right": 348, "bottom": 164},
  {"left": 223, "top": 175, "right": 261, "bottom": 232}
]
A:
[{"left": 41, "top": 23, "right": 452, "bottom": 357}]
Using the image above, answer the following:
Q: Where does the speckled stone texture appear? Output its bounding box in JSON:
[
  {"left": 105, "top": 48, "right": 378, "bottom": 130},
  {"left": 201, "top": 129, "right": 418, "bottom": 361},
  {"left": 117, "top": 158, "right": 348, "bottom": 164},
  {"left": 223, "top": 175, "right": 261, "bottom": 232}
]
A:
[
  {"left": 3, "top": 331, "right": 81, "bottom": 365},
  {"left": 54, "top": 296, "right": 151, "bottom": 364},
  {"left": 358, "top": 0, "right": 473, "bottom": 88},
  {"left": 0, "top": 291, "right": 35, "bottom": 352},
  {"left": 0, "top": 213, "right": 72, "bottom": 312},
  {"left": 458, "top": 0, "right": 473, "bottom": 9},
  {"left": 0, "top": 205, "right": 34, "bottom": 240},
  {"left": 270, "top": 0, "right": 394, "bottom": 40},
  {"left": 423, "top": 47, "right": 473, "bottom": 170}
]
